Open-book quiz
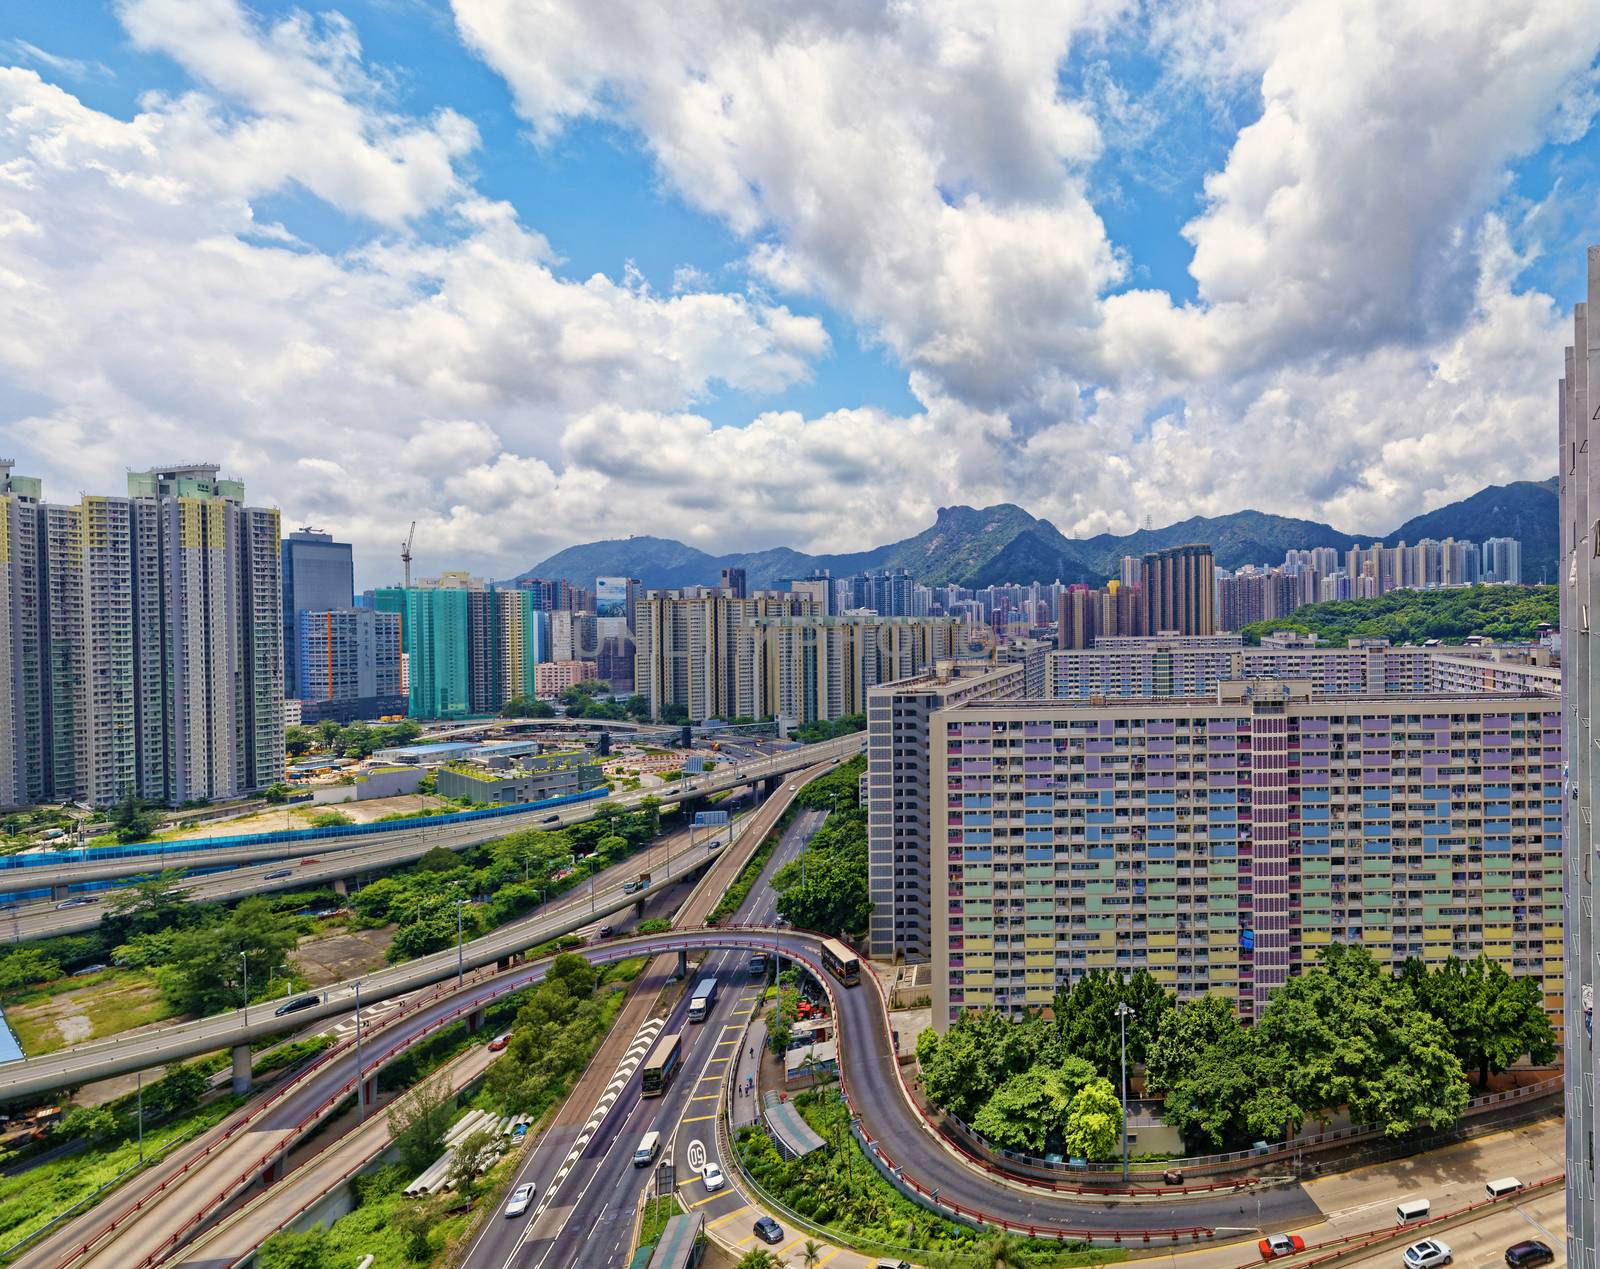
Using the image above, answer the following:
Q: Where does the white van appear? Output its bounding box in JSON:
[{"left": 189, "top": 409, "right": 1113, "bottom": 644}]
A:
[
  {"left": 1396, "top": 1198, "right": 1431, "bottom": 1224},
  {"left": 633, "top": 1131, "right": 662, "bottom": 1167},
  {"left": 1485, "top": 1177, "right": 1524, "bottom": 1199}
]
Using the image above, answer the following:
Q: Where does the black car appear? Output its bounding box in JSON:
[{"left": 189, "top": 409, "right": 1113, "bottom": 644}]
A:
[
  {"left": 753, "top": 1216, "right": 783, "bottom": 1244},
  {"left": 274, "top": 995, "right": 321, "bottom": 1017},
  {"left": 263, "top": 869, "right": 293, "bottom": 880},
  {"left": 1505, "top": 1242, "right": 1555, "bottom": 1269}
]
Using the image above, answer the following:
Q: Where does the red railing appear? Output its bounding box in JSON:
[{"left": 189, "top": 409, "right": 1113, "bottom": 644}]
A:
[
  {"left": 1223, "top": 1173, "right": 1563, "bottom": 1269},
  {"left": 52, "top": 965, "right": 502, "bottom": 1269}
]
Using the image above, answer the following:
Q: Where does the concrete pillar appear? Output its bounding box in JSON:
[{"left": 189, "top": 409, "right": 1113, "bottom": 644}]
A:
[
  {"left": 332, "top": 877, "right": 348, "bottom": 897},
  {"left": 676, "top": 950, "right": 688, "bottom": 980},
  {"left": 50, "top": 883, "right": 68, "bottom": 901},
  {"left": 467, "top": 1008, "right": 485, "bottom": 1034},
  {"left": 360, "top": 1076, "right": 377, "bottom": 1113},
  {"left": 231, "top": 1043, "right": 252, "bottom": 1096},
  {"left": 263, "top": 1155, "right": 282, "bottom": 1185}
]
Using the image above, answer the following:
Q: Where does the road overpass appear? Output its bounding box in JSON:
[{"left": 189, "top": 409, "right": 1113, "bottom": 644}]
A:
[
  {"left": 22, "top": 752, "right": 839, "bottom": 1269},
  {"left": 0, "top": 733, "right": 861, "bottom": 940},
  {"left": 25, "top": 925, "right": 1319, "bottom": 1269}
]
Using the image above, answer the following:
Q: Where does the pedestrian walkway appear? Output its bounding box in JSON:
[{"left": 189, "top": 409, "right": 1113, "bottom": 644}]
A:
[
  {"left": 729, "top": 1009, "right": 766, "bottom": 1132},
  {"left": 713, "top": 992, "right": 885, "bottom": 1268}
]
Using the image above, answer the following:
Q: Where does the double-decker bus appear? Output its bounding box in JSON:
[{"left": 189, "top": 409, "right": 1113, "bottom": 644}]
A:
[
  {"left": 819, "top": 937, "right": 860, "bottom": 987},
  {"left": 640, "top": 1032, "right": 683, "bottom": 1097}
]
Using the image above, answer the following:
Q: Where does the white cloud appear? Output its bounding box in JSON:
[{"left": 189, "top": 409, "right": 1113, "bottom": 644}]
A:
[
  {"left": 0, "top": 0, "right": 1596, "bottom": 588},
  {"left": 0, "top": 1, "right": 828, "bottom": 581}
]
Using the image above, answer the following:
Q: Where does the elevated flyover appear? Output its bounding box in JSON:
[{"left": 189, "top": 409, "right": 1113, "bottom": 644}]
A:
[{"left": 1, "top": 734, "right": 861, "bottom": 941}]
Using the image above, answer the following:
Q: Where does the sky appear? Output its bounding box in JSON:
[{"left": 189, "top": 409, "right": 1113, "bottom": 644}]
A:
[{"left": 1, "top": 1, "right": 1598, "bottom": 589}]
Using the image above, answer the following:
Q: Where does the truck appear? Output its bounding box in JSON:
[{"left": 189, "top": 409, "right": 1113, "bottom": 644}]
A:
[
  {"left": 687, "top": 976, "right": 719, "bottom": 1023},
  {"left": 623, "top": 872, "right": 652, "bottom": 895},
  {"left": 747, "top": 953, "right": 769, "bottom": 977}
]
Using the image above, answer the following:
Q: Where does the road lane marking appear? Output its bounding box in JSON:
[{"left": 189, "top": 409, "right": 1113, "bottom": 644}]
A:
[
  {"left": 706, "top": 1206, "right": 752, "bottom": 1231},
  {"left": 519, "top": 1016, "right": 664, "bottom": 1233},
  {"left": 682, "top": 1113, "right": 716, "bottom": 1123}
]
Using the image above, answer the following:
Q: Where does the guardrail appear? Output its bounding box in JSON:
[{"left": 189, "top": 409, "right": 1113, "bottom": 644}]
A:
[
  {"left": 707, "top": 934, "right": 1218, "bottom": 1245},
  {"left": 0, "top": 788, "right": 610, "bottom": 872},
  {"left": 6, "top": 733, "right": 860, "bottom": 886},
  {"left": 936, "top": 1074, "right": 1565, "bottom": 1182},
  {"left": 1223, "top": 1172, "right": 1563, "bottom": 1269},
  {"left": 50, "top": 965, "right": 501, "bottom": 1269},
  {"left": 51, "top": 769, "right": 838, "bottom": 1268}
]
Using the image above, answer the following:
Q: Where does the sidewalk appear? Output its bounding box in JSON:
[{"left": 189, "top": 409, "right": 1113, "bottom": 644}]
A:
[{"left": 712, "top": 996, "right": 881, "bottom": 1268}]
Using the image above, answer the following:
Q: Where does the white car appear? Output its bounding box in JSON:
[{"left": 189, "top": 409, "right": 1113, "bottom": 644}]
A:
[
  {"left": 701, "top": 1162, "right": 725, "bottom": 1192},
  {"left": 1403, "top": 1240, "right": 1452, "bottom": 1269},
  {"left": 504, "top": 1183, "right": 535, "bottom": 1218}
]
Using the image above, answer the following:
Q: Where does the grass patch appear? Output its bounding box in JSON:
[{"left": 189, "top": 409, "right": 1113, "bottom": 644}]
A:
[
  {"left": 252, "top": 1034, "right": 336, "bottom": 1077},
  {"left": 0, "top": 1094, "right": 244, "bottom": 1251},
  {"left": 6, "top": 970, "right": 179, "bottom": 1056},
  {"left": 270, "top": 959, "right": 643, "bottom": 1267},
  {"left": 638, "top": 1194, "right": 682, "bottom": 1247},
  {"left": 707, "top": 809, "right": 793, "bottom": 925},
  {"left": 736, "top": 1088, "right": 1127, "bottom": 1268}
]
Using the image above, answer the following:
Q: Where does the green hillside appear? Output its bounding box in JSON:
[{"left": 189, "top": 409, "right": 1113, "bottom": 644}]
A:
[{"left": 1239, "top": 585, "right": 1558, "bottom": 647}]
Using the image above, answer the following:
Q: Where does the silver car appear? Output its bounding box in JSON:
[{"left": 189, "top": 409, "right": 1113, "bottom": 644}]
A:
[{"left": 504, "top": 1182, "right": 535, "bottom": 1218}]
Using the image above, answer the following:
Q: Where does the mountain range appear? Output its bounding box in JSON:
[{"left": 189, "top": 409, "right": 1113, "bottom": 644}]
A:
[{"left": 512, "top": 478, "right": 1558, "bottom": 592}]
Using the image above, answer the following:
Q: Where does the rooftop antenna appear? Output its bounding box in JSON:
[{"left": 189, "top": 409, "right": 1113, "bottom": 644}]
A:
[{"left": 402, "top": 521, "right": 416, "bottom": 588}]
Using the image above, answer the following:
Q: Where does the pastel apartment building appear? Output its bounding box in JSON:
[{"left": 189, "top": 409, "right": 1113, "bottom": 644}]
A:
[
  {"left": 1046, "top": 638, "right": 1558, "bottom": 702},
  {"left": 926, "top": 680, "right": 1562, "bottom": 1029}
]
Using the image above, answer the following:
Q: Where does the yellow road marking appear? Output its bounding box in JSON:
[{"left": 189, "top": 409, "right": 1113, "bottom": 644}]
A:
[
  {"left": 688, "top": 1092, "right": 720, "bottom": 1102},
  {"left": 706, "top": 1206, "right": 752, "bottom": 1231},
  {"left": 682, "top": 1113, "right": 717, "bottom": 1123},
  {"left": 685, "top": 1189, "right": 732, "bottom": 1209}
]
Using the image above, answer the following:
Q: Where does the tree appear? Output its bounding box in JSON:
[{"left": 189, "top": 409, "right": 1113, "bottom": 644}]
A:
[
  {"left": 449, "top": 1126, "right": 500, "bottom": 1197},
  {"left": 1062, "top": 1077, "right": 1123, "bottom": 1160},
  {"left": 106, "top": 870, "right": 192, "bottom": 934},
  {"left": 391, "top": 1196, "right": 442, "bottom": 1260},
  {"left": 283, "top": 726, "right": 314, "bottom": 757},
  {"left": 1253, "top": 943, "right": 1469, "bottom": 1139},
  {"left": 54, "top": 1104, "right": 118, "bottom": 1145},
  {"left": 801, "top": 1240, "right": 824, "bottom": 1268},
  {"left": 1051, "top": 968, "right": 1172, "bottom": 1079},
  {"left": 147, "top": 1063, "right": 208, "bottom": 1118},
  {"left": 415, "top": 846, "right": 461, "bottom": 873},
  {"left": 109, "top": 788, "right": 159, "bottom": 844},
  {"left": 503, "top": 695, "right": 557, "bottom": 718},
  {"left": 1146, "top": 995, "right": 1261, "bottom": 1150},
  {"left": 261, "top": 782, "right": 293, "bottom": 804},
  {"left": 1406, "top": 955, "right": 1558, "bottom": 1086},
  {"left": 159, "top": 897, "right": 299, "bottom": 1016},
  {"left": 970, "top": 1057, "right": 1097, "bottom": 1154},
  {"left": 388, "top": 1075, "right": 455, "bottom": 1173},
  {"left": 736, "top": 1252, "right": 786, "bottom": 1269}
]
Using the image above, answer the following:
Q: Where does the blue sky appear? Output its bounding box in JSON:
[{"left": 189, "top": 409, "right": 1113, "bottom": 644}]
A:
[{"left": 1, "top": 1, "right": 1597, "bottom": 582}]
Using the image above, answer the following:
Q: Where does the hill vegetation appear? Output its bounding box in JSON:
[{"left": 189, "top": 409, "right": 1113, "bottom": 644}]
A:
[
  {"left": 1239, "top": 585, "right": 1557, "bottom": 646},
  {"left": 515, "top": 479, "right": 1557, "bottom": 590}
]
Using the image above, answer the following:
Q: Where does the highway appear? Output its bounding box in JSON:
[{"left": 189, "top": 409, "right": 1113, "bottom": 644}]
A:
[
  {"left": 21, "top": 756, "right": 837, "bottom": 1268},
  {"left": 457, "top": 809, "right": 823, "bottom": 1269},
  {"left": 0, "top": 732, "right": 860, "bottom": 908}
]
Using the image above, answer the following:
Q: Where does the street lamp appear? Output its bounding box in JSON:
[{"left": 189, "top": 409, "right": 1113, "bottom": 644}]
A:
[
  {"left": 453, "top": 899, "right": 468, "bottom": 988},
  {"left": 239, "top": 951, "right": 249, "bottom": 1023},
  {"left": 1115, "top": 1001, "right": 1133, "bottom": 1183}
]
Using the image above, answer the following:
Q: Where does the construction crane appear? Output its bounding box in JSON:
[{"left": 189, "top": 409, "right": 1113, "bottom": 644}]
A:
[{"left": 401, "top": 521, "right": 416, "bottom": 588}]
